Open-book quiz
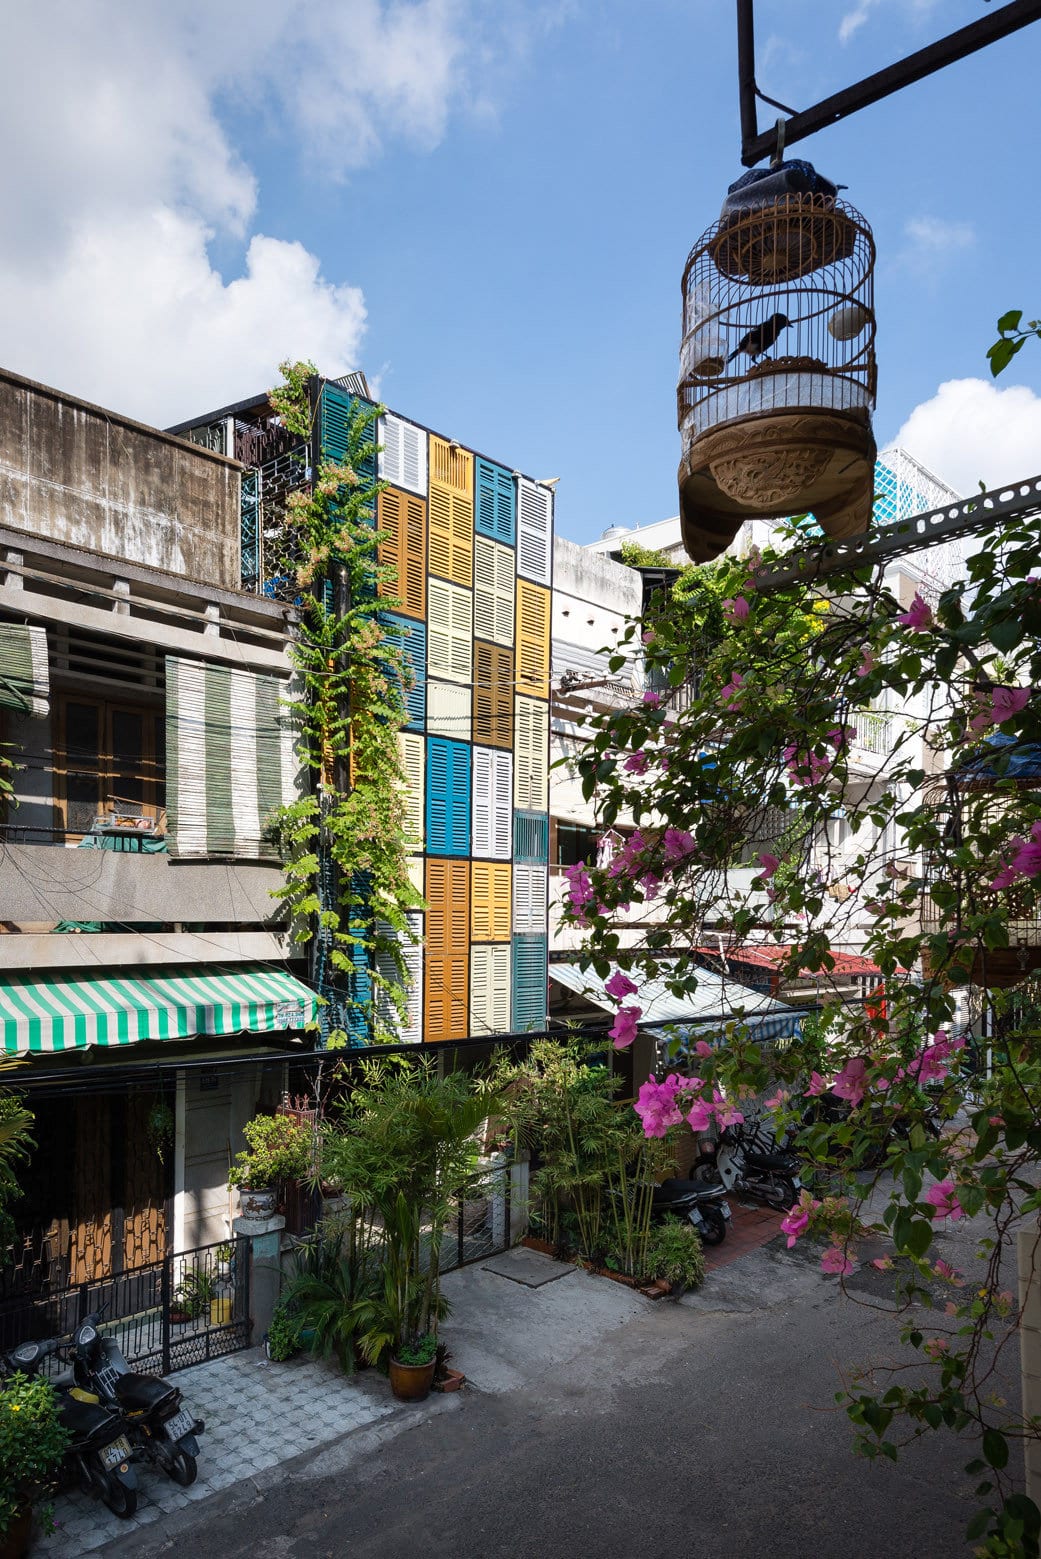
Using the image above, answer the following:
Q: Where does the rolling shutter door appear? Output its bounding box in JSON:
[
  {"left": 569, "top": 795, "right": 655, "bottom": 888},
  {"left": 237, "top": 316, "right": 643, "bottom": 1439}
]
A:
[
  {"left": 474, "top": 537, "right": 515, "bottom": 646},
  {"left": 513, "top": 862, "right": 548, "bottom": 934},
  {"left": 382, "top": 614, "right": 426, "bottom": 730},
  {"left": 516, "top": 580, "right": 550, "bottom": 700},
  {"left": 378, "top": 413, "right": 428, "bottom": 496},
  {"left": 470, "top": 944, "right": 511, "bottom": 1036},
  {"left": 398, "top": 733, "right": 424, "bottom": 851},
  {"left": 426, "top": 737, "right": 471, "bottom": 856},
  {"left": 472, "top": 747, "right": 512, "bottom": 860},
  {"left": 512, "top": 935, "right": 548, "bottom": 1031},
  {"left": 427, "top": 580, "right": 472, "bottom": 685},
  {"left": 375, "top": 913, "right": 423, "bottom": 1045},
  {"left": 517, "top": 477, "right": 551, "bottom": 585},
  {"left": 378, "top": 488, "right": 426, "bottom": 619},
  {"left": 427, "top": 679, "right": 471, "bottom": 740},
  {"left": 475, "top": 458, "right": 516, "bottom": 545},
  {"left": 514, "top": 696, "right": 548, "bottom": 813},
  {"left": 473, "top": 641, "right": 512, "bottom": 749},
  {"left": 470, "top": 862, "right": 512, "bottom": 941}
]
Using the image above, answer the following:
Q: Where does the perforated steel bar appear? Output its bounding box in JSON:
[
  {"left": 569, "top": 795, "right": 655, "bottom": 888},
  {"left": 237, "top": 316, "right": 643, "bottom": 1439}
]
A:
[
  {"left": 737, "top": 0, "right": 1041, "bottom": 167},
  {"left": 752, "top": 475, "right": 1041, "bottom": 592}
]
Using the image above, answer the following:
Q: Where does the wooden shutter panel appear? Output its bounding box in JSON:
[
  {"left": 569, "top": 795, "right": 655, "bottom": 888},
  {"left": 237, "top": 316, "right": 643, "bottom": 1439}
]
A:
[
  {"left": 425, "top": 859, "right": 470, "bottom": 953},
  {"left": 512, "top": 934, "right": 548, "bottom": 1031},
  {"left": 470, "top": 944, "right": 511, "bottom": 1036},
  {"left": 382, "top": 613, "right": 426, "bottom": 730},
  {"left": 470, "top": 862, "right": 512, "bottom": 941},
  {"left": 424, "top": 956, "right": 469, "bottom": 1041},
  {"left": 319, "top": 384, "right": 377, "bottom": 489},
  {"left": 378, "top": 413, "right": 428, "bottom": 495},
  {"left": 375, "top": 912, "right": 423, "bottom": 1044},
  {"left": 514, "top": 811, "right": 549, "bottom": 861},
  {"left": 398, "top": 733, "right": 424, "bottom": 851},
  {"left": 516, "top": 580, "right": 550, "bottom": 699},
  {"left": 472, "top": 748, "right": 512, "bottom": 860},
  {"left": 378, "top": 487, "right": 426, "bottom": 619},
  {"left": 517, "top": 477, "right": 552, "bottom": 585},
  {"left": 429, "top": 435, "right": 473, "bottom": 494},
  {"left": 427, "top": 679, "right": 471, "bottom": 739},
  {"left": 474, "top": 537, "right": 515, "bottom": 646},
  {"left": 514, "top": 695, "right": 548, "bottom": 812},
  {"left": 473, "top": 642, "right": 512, "bottom": 749},
  {"left": 513, "top": 862, "right": 548, "bottom": 934},
  {"left": 426, "top": 737, "right": 471, "bottom": 856},
  {"left": 475, "top": 458, "right": 516, "bottom": 546},
  {"left": 427, "top": 580, "right": 472, "bottom": 685},
  {"left": 429, "top": 482, "right": 474, "bottom": 588}
]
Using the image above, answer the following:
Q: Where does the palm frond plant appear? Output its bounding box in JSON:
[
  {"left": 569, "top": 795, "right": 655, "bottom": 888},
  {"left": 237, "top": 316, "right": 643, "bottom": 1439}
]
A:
[{"left": 0, "top": 1093, "right": 34, "bottom": 1249}]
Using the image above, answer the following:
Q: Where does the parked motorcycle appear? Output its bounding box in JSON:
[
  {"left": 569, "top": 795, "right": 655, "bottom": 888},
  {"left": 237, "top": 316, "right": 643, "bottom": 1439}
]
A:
[
  {"left": 693, "top": 1121, "right": 801, "bottom": 1210},
  {"left": 69, "top": 1315, "right": 204, "bottom": 1487},
  {"left": 651, "top": 1178, "right": 731, "bottom": 1245},
  {"left": 2, "top": 1336, "right": 140, "bottom": 1518}
]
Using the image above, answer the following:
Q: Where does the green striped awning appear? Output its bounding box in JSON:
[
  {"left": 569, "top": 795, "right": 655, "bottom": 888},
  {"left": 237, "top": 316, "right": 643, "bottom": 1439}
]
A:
[
  {"left": 0, "top": 622, "right": 49, "bottom": 718},
  {"left": 0, "top": 965, "right": 319, "bottom": 1057}
]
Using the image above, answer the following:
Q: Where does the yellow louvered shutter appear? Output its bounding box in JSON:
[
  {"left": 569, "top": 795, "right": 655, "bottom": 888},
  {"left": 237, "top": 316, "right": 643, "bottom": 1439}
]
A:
[
  {"left": 429, "top": 483, "right": 474, "bottom": 589},
  {"left": 425, "top": 859, "right": 470, "bottom": 954},
  {"left": 398, "top": 733, "right": 424, "bottom": 851},
  {"left": 471, "top": 862, "right": 511, "bottom": 940},
  {"left": 378, "top": 487, "right": 426, "bottom": 618},
  {"left": 516, "top": 580, "right": 550, "bottom": 700},
  {"left": 429, "top": 435, "right": 473, "bottom": 494},
  {"left": 427, "top": 580, "right": 472, "bottom": 685},
  {"left": 514, "top": 695, "right": 549, "bottom": 812},
  {"left": 406, "top": 855, "right": 424, "bottom": 896},
  {"left": 473, "top": 642, "right": 513, "bottom": 749},
  {"left": 425, "top": 956, "right": 469, "bottom": 1041},
  {"left": 474, "top": 537, "right": 515, "bottom": 646},
  {"left": 470, "top": 944, "right": 511, "bottom": 1037},
  {"left": 427, "top": 678, "right": 471, "bottom": 740}
]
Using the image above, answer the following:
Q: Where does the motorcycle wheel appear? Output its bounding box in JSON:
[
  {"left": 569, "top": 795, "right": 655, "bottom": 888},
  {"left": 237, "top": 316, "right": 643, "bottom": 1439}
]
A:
[
  {"left": 167, "top": 1448, "right": 198, "bottom": 1487},
  {"left": 691, "top": 1159, "right": 722, "bottom": 1186},
  {"left": 765, "top": 1178, "right": 798, "bottom": 1212},
  {"left": 698, "top": 1206, "right": 727, "bottom": 1246},
  {"left": 102, "top": 1475, "right": 137, "bottom": 1519}
]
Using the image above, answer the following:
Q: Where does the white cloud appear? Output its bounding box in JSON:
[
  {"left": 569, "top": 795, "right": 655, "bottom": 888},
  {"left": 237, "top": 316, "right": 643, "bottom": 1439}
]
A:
[
  {"left": 904, "top": 215, "right": 976, "bottom": 253},
  {"left": 891, "top": 378, "right": 1041, "bottom": 496},
  {"left": 839, "top": 0, "right": 938, "bottom": 45},
  {"left": 0, "top": 1, "right": 537, "bottom": 425}
]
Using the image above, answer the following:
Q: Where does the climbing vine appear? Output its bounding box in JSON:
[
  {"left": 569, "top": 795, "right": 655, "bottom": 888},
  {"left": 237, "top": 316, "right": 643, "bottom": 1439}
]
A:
[{"left": 268, "top": 361, "right": 422, "bottom": 1044}]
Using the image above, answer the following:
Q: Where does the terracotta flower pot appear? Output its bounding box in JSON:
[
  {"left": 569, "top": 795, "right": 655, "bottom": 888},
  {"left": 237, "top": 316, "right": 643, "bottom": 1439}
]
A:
[
  {"left": 388, "top": 1357, "right": 436, "bottom": 1402},
  {"left": 0, "top": 1505, "right": 34, "bottom": 1559}
]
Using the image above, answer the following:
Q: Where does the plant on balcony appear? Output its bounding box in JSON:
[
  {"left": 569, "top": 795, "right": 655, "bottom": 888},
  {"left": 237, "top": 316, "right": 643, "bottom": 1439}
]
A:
[
  {"left": 267, "top": 361, "right": 423, "bottom": 1045},
  {"left": 0, "top": 1372, "right": 69, "bottom": 1550},
  {"left": 228, "top": 1112, "right": 314, "bottom": 1194}
]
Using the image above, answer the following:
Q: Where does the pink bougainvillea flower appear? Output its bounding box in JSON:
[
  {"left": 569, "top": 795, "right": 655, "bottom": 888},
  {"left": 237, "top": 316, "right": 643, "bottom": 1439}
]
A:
[
  {"left": 856, "top": 646, "right": 875, "bottom": 678},
  {"left": 605, "top": 970, "right": 639, "bottom": 1001},
  {"left": 989, "top": 1115, "right": 1005, "bottom": 1128},
  {"left": 720, "top": 671, "right": 745, "bottom": 711},
  {"left": 722, "top": 595, "right": 750, "bottom": 624},
  {"left": 634, "top": 1073, "right": 684, "bottom": 1136},
  {"left": 897, "top": 592, "right": 933, "bottom": 631},
  {"left": 925, "top": 1181, "right": 964, "bottom": 1221},
  {"left": 805, "top": 1071, "right": 827, "bottom": 1097},
  {"left": 923, "top": 1337, "right": 949, "bottom": 1361},
  {"left": 663, "top": 827, "right": 697, "bottom": 865},
  {"left": 623, "top": 750, "right": 650, "bottom": 775},
  {"left": 991, "top": 821, "right": 1041, "bottom": 890},
  {"left": 832, "top": 1056, "right": 868, "bottom": 1108},
  {"left": 871, "top": 1256, "right": 894, "bottom": 1272},
  {"left": 686, "top": 1097, "right": 714, "bottom": 1133},
  {"left": 642, "top": 629, "right": 656, "bottom": 645},
  {"left": 820, "top": 1246, "right": 855, "bottom": 1277},
  {"left": 764, "top": 1088, "right": 789, "bottom": 1111},
  {"left": 562, "top": 861, "right": 595, "bottom": 925},
  {"left": 693, "top": 1040, "right": 713, "bottom": 1058},
  {"left": 781, "top": 1205, "right": 810, "bottom": 1248},
  {"left": 609, "top": 1004, "right": 642, "bottom": 1050},
  {"left": 970, "top": 684, "right": 1031, "bottom": 734},
  {"left": 712, "top": 1089, "right": 744, "bottom": 1128},
  {"left": 642, "top": 690, "right": 662, "bottom": 707},
  {"left": 934, "top": 1259, "right": 964, "bottom": 1286},
  {"left": 757, "top": 851, "right": 781, "bottom": 880},
  {"left": 783, "top": 744, "right": 831, "bottom": 787},
  {"left": 639, "top": 872, "right": 663, "bottom": 902}
]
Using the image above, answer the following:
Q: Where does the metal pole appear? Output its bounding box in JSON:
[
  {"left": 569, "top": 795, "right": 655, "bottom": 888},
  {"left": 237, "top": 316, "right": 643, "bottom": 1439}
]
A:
[{"left": 736, "top": 0, "right": 759, "bottom": 157}]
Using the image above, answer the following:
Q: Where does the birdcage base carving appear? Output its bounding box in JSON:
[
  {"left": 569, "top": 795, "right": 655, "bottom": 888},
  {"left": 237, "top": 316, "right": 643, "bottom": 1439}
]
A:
[{"left": 678, "top": 409, "right": 876, "bottom": 563}]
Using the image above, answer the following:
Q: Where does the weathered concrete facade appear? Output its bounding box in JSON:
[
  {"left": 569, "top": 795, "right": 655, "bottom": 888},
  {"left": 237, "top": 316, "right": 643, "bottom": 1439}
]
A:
[{"left": 0, "top": 368, "right": 241, "bottom": 587}]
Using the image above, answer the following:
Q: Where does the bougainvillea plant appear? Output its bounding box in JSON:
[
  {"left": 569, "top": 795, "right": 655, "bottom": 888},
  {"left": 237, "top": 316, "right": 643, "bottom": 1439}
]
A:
[
  {"left": 566, "top": 494, "right": 1041, "bottom": 1552},
  {"left": 268, "top": 361, "right": 423, "bottom": 1042}
]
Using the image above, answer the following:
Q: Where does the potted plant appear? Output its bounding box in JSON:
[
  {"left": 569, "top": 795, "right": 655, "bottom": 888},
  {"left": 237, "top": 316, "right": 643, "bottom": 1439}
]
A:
[
  {"left": 228, "top": 1113, "right": 313, "bottom": 1218},
  {"left": 0, "top": 1373, "right": 70, "bottom": 1559},
  {"left": 172, "top": 1264, "right": 216, "bottom": 1323}
]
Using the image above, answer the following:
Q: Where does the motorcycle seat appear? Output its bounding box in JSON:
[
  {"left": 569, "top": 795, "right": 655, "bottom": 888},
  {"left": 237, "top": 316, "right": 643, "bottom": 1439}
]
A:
[
  {"left": 655, "top": 1179, "right": 725, "bottom": 1202},
  {"left": 745, "top": 1150, "right": 797, "bottom": 1175},
  {"left": 114, "top": 1373, "right": 178, "bottom": 1413},
  {"left": 59, "top": 1393, "right": 121, "bottom": 1436}
]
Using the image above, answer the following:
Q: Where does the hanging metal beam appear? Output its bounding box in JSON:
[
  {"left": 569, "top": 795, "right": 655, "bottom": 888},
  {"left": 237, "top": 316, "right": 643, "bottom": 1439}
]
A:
[
  {"left": 738, "top": 0, "right": 1041, "bottom": 166},
  {"left": 752, "top": 475, "right": 1041, "bottom": 593}
]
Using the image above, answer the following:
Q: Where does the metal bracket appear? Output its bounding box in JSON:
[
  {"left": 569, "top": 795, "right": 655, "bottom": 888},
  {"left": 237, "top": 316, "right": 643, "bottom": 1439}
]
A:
[{"left": 752, "top": 475, "right": 1041, "bottom": 593}]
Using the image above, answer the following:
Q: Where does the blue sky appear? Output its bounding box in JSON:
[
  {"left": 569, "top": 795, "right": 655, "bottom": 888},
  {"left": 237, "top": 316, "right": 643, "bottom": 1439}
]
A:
[{"left": 2, "top": 1, "right": 1039, "bottom": 544}]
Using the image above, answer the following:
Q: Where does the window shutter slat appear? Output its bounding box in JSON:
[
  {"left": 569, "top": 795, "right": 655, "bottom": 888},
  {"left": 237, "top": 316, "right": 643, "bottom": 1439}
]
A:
[
  {"left": 382, "top": 613, "right": 426, "bottom": 730},
  {"left": 398, "top": 733, "right": 424, "bottom": 850},
  {"left": 512, "top": 934, "right": 548, "bottom": 1031},
  {"left": 513, "top": 695, "right": 548, "bottom": 812},
  {"left": 471, "top": 747, "right": 512, "bottom": 860},
  {"left": 425, "top": 860, "right": 469, "bottom": 953},
  {"left": 514, "top": 811, "right": 549, "bottom": 861},
  {"left": 427, "top": 580, "right": 472, "bottom": 686},
  {"left": 319, "top": 384, "right": 377, "bottom": 490},
  {"left": 516, "top": 580, "right": 550, "bottom": 699},
  {"left": 513, "top": 863, "right": 547, "bottom": 934},
  {"left": 427, "top": 678, "right": 471, "bottom": 739},
  {"left": 375, "top": 911, "right": 423, "bottom": 1044},
  {"left": 473, "top": 642, "right": 512, "bottom": 748},
  {"left": 426, "top": 737, "right": 471, "bottom": 856},
  {"left": 475, "top": 457, "right": 517, "bottom": 546},
  {"left": 429, "top": 435, "right": 473, "bottom": 495},
  {"left": 470, "top": 863, "right": 511, "bottom": 941},
  {"left": 379, "top": 413, "right": 428, "bottom": 496},
  {"left": 470, "top": 944, "right": 511, "bottom": 1035},
  {"left": 378, "top": 487, "right": 426, "bottom": 618},
  {"left": 475, "top": 536, "right": 515, "bottom": 647},
  {"left": 516, "top": 478, "right": 551, "bottom": 585}
]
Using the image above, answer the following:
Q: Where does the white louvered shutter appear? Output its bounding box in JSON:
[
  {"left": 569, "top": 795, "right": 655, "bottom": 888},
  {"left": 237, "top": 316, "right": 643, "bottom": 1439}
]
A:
[
  {"left": 379, "top": 413, "right": 428, "bottom": 495},
  {"left": 470, "top": 945, "right": 511, "bottom": 1037},
  {"left": 472, "top": 748, "right": 512, "bottom": 860},
  {"left": 376, "top": 913, "right": 423, "bottom": 1044},
  {"left": 514, "top": 695, "right": 548, "bottom": 812},
  {"left": 474, "top": 537, "right": 515, "bottom": 646},
  {"left": 427, "top": 580, "right": 473, "bottom": 685},
  {"left": 516, "top": 478, "right": 552, "bottom": 585},
  {"left": 427, "top": 679, "right": 471, "bottom": 740},
  {"left": 513, "top": 863, "right": 547, "bottom": 934},
  {"left": 398, "top": 733, "right": 424, "bottom": 850}
]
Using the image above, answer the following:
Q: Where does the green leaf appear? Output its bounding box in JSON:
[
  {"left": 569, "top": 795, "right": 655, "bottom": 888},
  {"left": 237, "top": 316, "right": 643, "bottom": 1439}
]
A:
[
  {"left": 989, "top": 615, "right": 1024, "bottom": 652},
  {"left": 983, "top": 1428, "right": 1009, "bottom": 1469},
  {"left": 966, "top": 1509, "right": 991, "bottom": 1540},
  {"left": 997, "top": 309, "right": 1024, "bottom": 334}
]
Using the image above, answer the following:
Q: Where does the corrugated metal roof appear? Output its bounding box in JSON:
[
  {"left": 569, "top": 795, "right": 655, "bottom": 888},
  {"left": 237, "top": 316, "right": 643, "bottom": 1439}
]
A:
[{"left": 549, "top": 959, "right": 793, "bottom": 1024}]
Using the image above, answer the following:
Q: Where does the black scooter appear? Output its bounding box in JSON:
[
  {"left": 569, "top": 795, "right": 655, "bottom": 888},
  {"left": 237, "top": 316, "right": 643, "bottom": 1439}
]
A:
[
  {"left": 651, "top": 1178, "right": 731, "bottom": 1245},
  {"left": 3, "top": 1336, "right": 140, "bottom": 1518},
  {"left": 693, "top": 1120, "right": 801, "bottom": 1210},
  {"left": 69, "top": 1315, "right": 204, "bottom": 1487}
]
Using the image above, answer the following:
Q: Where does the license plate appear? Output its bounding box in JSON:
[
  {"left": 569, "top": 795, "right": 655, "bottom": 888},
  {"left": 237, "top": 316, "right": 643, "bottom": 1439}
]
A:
[
  {"left": 719, "top": 1201, "right": 732, "bottom": 1220},
  {"left": 165, "top": 1407, "right": 195, "bottom": 1442},
  {"left": 101, "top": 1436, "right": 131, "bottom": 1469}
]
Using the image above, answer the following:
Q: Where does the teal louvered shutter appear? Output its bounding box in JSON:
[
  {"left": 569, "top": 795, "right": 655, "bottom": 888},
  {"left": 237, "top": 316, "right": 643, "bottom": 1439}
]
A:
[
  {"left": 318, "top": 383, "right": 378, "bottom": 492},
  {"left": 0, "top": 624, "right": 49, "bottom": 717},
  {"left": 382, "top": 613, "right": 426, "bottom": 731},
  {"left": 165, "top": 656, "right": 299, "bottom": 858},
  {"left": 514, "top": 811, "right": 548, "bottom": 862},
  {"left": 512, "top": 934, "right": 547, "bottom": 1031},
  {"left": 426, "top": 738, "right": 471, "bottom": 856},
  {"left": 475, "top": 458, "right": 516, "bottom": 546}
]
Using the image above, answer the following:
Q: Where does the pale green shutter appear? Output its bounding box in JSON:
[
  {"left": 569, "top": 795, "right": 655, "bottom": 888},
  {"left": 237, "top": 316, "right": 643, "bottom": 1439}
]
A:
[{"left": 0, "top": 624, "right": 48, "bottom": 717}]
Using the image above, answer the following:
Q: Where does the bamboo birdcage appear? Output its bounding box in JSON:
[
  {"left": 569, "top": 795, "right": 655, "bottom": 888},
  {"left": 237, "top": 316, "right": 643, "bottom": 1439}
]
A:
[{"left": 678, "top": 192, "right": 877, "bottom": 563}]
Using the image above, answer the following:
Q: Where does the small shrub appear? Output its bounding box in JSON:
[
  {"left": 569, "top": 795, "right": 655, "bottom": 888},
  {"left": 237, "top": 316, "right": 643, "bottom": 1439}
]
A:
[
  {"left": 0, "top": 1373, "right": 69, "bottom": 1537},
  {"left": 643, "top": 1220, "right": 706, "bottom": 1293},
  {"left": 228, "top": 1114, "right": 314, "bottom": 1189},
  {"left": 395, "top": 1332, "right": 436, "bottom": 1367},
  {"left": 266, "top": 1303, "right": 298, "bottom": 1363}
]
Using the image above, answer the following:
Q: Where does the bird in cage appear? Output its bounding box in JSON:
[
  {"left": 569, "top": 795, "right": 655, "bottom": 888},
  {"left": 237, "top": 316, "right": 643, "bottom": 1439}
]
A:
[{"left": 726, "top": 311, "right": 791, "bottom": 364}]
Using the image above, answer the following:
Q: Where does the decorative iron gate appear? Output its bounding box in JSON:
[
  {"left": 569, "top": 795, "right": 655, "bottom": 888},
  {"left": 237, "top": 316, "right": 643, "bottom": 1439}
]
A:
[
  {"left": 438, "top": 1156, "right": 512, "bottom": 1275},
  {"left": 0, "top": 1237, "right": 251, "bottom": 1376}
]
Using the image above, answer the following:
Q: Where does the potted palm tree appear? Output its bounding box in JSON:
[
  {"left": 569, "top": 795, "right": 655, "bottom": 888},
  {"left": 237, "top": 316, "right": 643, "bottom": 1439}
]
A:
[{"left": 228, "top": 1113, "right": 314, "bottom": 1218}]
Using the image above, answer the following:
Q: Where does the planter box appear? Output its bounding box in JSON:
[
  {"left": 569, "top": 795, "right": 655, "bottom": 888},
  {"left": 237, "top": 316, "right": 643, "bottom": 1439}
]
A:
[{"left": 433, "top": 1368, "right": 466, "bottom": 1394}]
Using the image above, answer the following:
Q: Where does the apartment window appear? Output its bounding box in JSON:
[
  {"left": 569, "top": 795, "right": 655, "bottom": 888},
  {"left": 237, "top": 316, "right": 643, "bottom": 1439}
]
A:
[
  {"left": 554, "top": 822, "right": 599, "bottom": 868},
  {"left": 56, "top": 696, "right": 165, "bottom": 837}
]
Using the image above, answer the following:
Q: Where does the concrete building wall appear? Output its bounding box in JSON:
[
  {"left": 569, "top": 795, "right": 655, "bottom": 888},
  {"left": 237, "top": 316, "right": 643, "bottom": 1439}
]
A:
[{"left": 0, "top": 369, "right": 241, "bottom": 589}]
